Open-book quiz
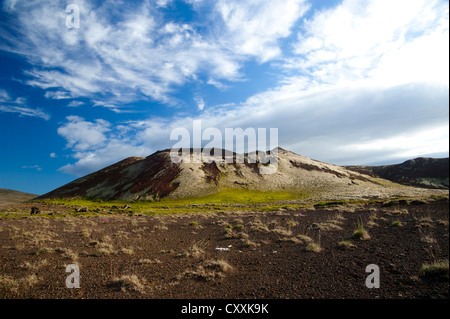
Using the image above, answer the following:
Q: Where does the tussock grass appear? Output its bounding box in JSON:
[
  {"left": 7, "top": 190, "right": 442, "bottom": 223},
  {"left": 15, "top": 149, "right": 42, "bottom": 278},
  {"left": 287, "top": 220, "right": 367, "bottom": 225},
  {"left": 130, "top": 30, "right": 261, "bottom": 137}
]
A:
[
  {"left": 271, "top": 227, "right": 293, "bottom": 237},
  {"left": 0, "top": 274, "right": 40, "bottom": 294},
  {"left": 247, "top": 219, "right": 269, "bottom": 232},
  {"left": 20, "top": 259, "right": 49, "bottom": 271},
  {"left": 312, "top": 220, "right": 343, "bottom": 232},
  {"left": 416, "top": 215, "right": 434, "bottom": 228},
  {"left": 391, "top": 220, "right": 403, "bottom": 227},
  {"left": 418, "top": 229, "right": 437, "bottom": 244},
  {"left": 138, "top": 258, "right": 161, "bottom": 265},
  {"left": 367, "top": 220, "right": 379, "bottom": 228},
  {"left": 297, "top": 234, "right": 313, "bottom": 243},
  {"left": 110, "top": 275, "right": 147, "bottom": 293},
  {"left": 437, "top": 219, "right": 449, "bottom": 226},
  {"left": 353, "top": 218, "right": 370, "bottom": 240},
  {"left": 36, "top": 246, "right": 55, "bottom": 255},
  {"left": 420, "top": 260, "right": 449, "bottom": 278},
  {"left": 388, "top": 208, "right": 409, "bottom": 216},
  {"left": 338, "top": 240, "right": 355, "bottom": 249},
  {"left": 176, "top": 244, "right": 205, "bottom": 258},
  {"left": 240, "top": 238, "right": 259, "bottom": 248},
  {"left": 55, "top": 247, "right": 79, "bottom": 260},
  {"left": 177, "top": 259, "right": 233, "bottom": 282},
  {"left": 120, "top": 247, "right": 134, "bottom": 255},
  {"left": 79, "top": 228, "right": 92, "bottom": 238},
  {"left": 95, "top": 241, "right": 116, "bottom": 257},
  {"left": 305, "top": 242, "right": 322, "bottom": 253}
]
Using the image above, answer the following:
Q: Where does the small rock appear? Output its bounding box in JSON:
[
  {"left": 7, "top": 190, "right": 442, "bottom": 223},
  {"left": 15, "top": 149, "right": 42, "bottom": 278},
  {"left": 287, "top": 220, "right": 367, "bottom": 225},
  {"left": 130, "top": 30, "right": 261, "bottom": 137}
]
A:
[{"left": 30, "top": 207, "right": 40, "bottom": 215}]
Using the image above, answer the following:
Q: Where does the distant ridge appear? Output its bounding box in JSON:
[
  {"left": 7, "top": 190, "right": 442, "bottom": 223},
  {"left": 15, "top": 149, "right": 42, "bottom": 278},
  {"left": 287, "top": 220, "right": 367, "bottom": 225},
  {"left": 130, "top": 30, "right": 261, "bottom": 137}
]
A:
[
  {"left": 346, "top": 157, "right": 449, "bottom": 190},
  {"left": 0, "top": 188, "right": 38, "bottom": 205}
]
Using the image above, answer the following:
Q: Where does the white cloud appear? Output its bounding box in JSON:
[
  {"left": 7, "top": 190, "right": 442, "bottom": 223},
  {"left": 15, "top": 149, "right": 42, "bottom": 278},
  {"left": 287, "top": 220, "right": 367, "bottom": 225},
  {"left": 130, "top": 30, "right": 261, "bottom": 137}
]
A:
[
  {"left": 289, "top": 0, "right": 449, "bottom": 87},
  {"left": 0, "top": 0, "right": 313, "bottom": 108},
  {"left": 339, "top": 125, "right": 449, "bottom": 160},
  {"left": 156, "top": 0, "right": 172, "bottom": 8},
  {"left": 42, "top": 0, "right": 449, "bottom": 176},
  {"left": 0, "top": 0, "right": 247, "bottom": 107},
  {"left": 44, "top": 91, "right": 72, "bottom": 99},
  {"left": 22, "top": 165, "right": 42, "bottom": 171},
  {"left": 57, "top": 116, "right": 111, "bottom": 151},
  {"left": 67, "top": 101, "right": 84, "bottom": 107},
  {"left": 58, "top": 75, "right": 449, "bottom": 175},
  {"left": 215, "top": 0, "right": 309, "bottom": 62},
  {"left": 57, "top": 116, "right": 154, "bottom": 176},
  {"left": 0, "top": 89, "right": 50, "bottom": 120},
  {"left": 59, "top": 140, "right": 152, "bottom": 176},
  {"left": 0, "top": 89, "right": 10, "bottom": 100}
]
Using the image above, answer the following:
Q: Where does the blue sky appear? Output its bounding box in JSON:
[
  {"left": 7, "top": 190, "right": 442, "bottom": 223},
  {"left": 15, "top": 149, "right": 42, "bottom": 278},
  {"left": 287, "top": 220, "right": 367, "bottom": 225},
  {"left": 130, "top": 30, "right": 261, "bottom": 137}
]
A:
[{"left": 0, "top": 0, "right": 449, "bottom": 195}]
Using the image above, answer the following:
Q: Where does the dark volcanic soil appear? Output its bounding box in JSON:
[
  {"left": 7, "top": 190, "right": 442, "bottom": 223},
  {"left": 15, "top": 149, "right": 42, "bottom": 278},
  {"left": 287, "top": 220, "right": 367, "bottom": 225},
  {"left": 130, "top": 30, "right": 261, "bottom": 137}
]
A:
[{"left": 0, "top": 199, "right": 448, "bottom": 299}]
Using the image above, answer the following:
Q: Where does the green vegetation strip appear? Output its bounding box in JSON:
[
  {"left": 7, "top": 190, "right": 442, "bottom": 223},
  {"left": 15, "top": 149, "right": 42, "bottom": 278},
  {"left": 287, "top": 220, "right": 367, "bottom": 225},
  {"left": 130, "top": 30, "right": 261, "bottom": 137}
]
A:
[{"left": 0, "top": 191, "right": 447, "bottom": 219}]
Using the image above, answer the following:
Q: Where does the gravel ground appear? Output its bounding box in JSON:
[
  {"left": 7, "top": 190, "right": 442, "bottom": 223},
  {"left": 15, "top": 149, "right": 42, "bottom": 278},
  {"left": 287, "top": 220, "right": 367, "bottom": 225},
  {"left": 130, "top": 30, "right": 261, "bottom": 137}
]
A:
[{"left": 0, "top": 199, "right": 448, "bottom": 299}]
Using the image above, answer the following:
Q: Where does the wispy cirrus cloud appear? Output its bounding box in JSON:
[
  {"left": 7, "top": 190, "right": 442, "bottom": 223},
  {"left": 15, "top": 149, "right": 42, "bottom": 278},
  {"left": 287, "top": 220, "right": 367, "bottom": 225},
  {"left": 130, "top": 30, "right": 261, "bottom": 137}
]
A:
[
  {"left": 214, "top": 0, "right": 309, "bottom": 62},
  {"left": 55, "top": 0, "right": 449, "bottom": 176},
  {"left": 0, "top": 89, "right": 50, "bottom": 120},
  {"left": 1, "top": 0, "right": 308, "bottom": 109},
  {"left": 22, "top": 164, "right": 42, "bottom": 171},
  {"left": 6, "top": 0, "right": 445, "bottom": 177}
]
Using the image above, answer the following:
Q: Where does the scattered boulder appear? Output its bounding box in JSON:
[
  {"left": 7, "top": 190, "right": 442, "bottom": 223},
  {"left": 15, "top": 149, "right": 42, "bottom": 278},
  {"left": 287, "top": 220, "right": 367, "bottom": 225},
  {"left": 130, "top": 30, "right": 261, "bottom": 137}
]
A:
[
  {"left": 76, "top": 207, "right": 88, "bottom": 212},
  {"left": 111, "top": 205, "right": 131, "bottom": 210}
]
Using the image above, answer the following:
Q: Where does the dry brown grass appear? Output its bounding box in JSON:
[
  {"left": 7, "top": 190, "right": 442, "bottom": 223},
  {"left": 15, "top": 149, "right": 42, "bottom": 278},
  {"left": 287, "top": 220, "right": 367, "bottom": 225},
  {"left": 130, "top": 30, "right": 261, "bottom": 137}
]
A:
[
  {"left": 176, "top": 244, "right": 205, "bottom": 258},
  {"left": 312, "top": 220, "right": 343, "bottom": 232},
  {"left": 437, "top": 219, "right": 449, "bottom": 226},
  {"left": 247, "top": 218, "right": 269, "bottom": 232},
  {"left": 353, "top": 219, "right": 370, "bottom": 240},
  {"left": 20, "top": 259, "right": 49, "bottom": 271},
  {"left": 138, "top": 258, "right": 161, "bottom": 265},
  {"left": 415, "top": 215, "right": 434, "bottom": 228},
  {"left": 55, "top": 247, "right": 79, "bottom": 261},
  {"left": 271, "top": 227, "right": 293, "bottom": 237},
  {"left": 177, "top": 259, "right": 233, "bottom": 282},
  {"left": 338, "top": 240, "right": 355, "bottom": 249},
  {"left": 386, "top": 208, "right": 409, "bottom": 216},
  {"left": 79, "top": 228, "right": 92, "bottom": 238},
  {"left": 0, "top": 274, "right": 40, "bottom": 294},
  {"left": 110, "top": 275, "right": 147, "bottom": 293},
  {"left": 305, "top": 242, "right": 322, "bottom": 253},
  {"left": 297, "top": 234, "right": 313, "bottom": 242},
  {"left": 35, "top": 246, "right": 55, "bottom": 255}
]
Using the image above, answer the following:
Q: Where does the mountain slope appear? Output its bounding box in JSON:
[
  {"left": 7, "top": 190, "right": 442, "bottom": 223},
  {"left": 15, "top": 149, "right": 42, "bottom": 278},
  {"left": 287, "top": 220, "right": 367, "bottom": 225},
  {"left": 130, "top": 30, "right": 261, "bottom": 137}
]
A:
[
  {"left": 346, "top": 157, "right": 449, "bottom": 190},
  {"left": 0, "top": 188, "right": 38, "bottom": 205},
  {"left": 38, "top": 148, "right": 443, "bottom": 202}
]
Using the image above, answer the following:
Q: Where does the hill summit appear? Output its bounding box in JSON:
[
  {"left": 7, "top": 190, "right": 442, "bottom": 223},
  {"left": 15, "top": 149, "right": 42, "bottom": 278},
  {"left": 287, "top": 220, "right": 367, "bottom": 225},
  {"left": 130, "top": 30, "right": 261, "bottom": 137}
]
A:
[{"left": 38, "top": 148, "right": 441, "bottom": 202}]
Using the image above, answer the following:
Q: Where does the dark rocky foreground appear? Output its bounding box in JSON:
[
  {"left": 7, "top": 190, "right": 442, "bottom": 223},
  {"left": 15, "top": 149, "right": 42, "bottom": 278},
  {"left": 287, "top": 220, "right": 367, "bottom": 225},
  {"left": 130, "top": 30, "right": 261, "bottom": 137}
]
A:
[{"left": 0, "top": 199, "right": 448, "bottom": 299}]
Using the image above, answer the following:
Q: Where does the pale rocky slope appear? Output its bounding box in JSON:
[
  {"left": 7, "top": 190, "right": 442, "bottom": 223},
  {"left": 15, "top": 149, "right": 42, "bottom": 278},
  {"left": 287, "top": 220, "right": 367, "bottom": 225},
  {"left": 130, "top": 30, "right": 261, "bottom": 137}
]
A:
[{"left": 38, "top": 148, "right": 447, "bottom": 202}]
